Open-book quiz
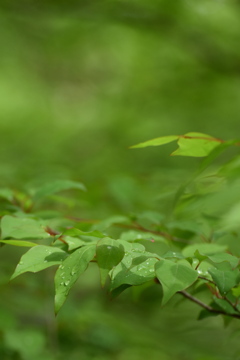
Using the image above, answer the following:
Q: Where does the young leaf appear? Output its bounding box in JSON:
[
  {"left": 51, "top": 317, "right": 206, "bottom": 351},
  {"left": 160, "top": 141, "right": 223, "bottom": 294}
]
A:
[
  {"left": 33, "top": 180, "right": 86, "bottom": 200},
  {"left": 208, "top": 268, "right": 240, "bottom": 295},
  {"left": 130, "top": 135, "right": 179, "bottom": 149},
  {"left": 1, "top": 215, "right": 51, "bottom": 240},
  {"left": 96, "top": 237, "right": 125, "bottom": 286},
  {"left": 54, "top": 244, "right": 96, "bottom": 314},
  {"left": 11, "top": 246, "right": 68, "bottom": 279},
  {"left": 171, "top": 132, "right": 221, "bottom": 157},
  {"left": 155, "top": 259, "right": 198, "bottom": 305}
]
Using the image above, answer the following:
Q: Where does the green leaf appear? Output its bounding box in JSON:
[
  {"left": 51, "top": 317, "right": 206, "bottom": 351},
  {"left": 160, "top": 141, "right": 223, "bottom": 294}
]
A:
[
  {"left": 93, "top": 215, "right": 130, "bottom": 231},
  {"left": 130, "top": 135, "right": 179, "bottom": 149},
  {"left": 171, "top": 132, "right": 221, "bottom": 157},
  {"left": 110, "top": 257, "right": 158, "bottom": 290},
  {"left": 0, "top": 188, "right": 14, "bottom": 202},
  {"left": 63, "top": 236, "right": 94, "bottom": 251},
  {"left": 155, "top": 259, "right": 198, "bottom": 305},
  {"left": 232, "top": 285, "right": 240, "bottom": 298},
  {"left": 0, "top": 240, "right": 37, "bottom": 247},
  {"left": 33, "top": 180, "right": 86, "bottom": 200},
  {"left": 63, "top": 228, "right": 105, "bottom": 238},
  {"left": 182, "top": 243, "right": 227, "bottom": 258},
  {"left": 96, "top": 237, "right": 125, "bottom": 286},
  {"left": 1, "top": 215, "right": 50, "bottom": 240},
  {"left": 11, "top": 246, "right": 68, "bottom": 279},
  {"left": 208, "top": 268, "right": 239, "bottom": 295},
  {"left": 213, "top": 296, "right": 238, "bottom": 315},
  {"left": 54, "top": 245, "right": 95, "bottom": 314},
  {"left": 208, "top": 253, "right": 239, "bottom": 269}
]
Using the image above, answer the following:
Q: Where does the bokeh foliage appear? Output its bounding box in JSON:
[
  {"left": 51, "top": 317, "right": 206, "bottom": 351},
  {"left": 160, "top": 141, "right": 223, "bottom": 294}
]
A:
[{"left": 1, "top": 0, "right": 240, "bottom": 359}]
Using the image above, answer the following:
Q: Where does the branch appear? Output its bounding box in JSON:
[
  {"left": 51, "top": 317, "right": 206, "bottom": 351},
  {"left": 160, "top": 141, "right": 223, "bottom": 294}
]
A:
[{"left": 178, "top": 290, "right": 240, "bottom": 320}]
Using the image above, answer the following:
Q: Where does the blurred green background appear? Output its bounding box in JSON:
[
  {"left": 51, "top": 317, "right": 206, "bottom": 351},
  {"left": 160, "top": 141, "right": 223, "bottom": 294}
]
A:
[{"left": 1, "top": 0, "right": 240, "bottom": 359}]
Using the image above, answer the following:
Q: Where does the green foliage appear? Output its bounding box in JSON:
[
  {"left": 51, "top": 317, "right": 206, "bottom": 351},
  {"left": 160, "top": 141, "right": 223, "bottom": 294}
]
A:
[{"left": 2, "top": 133, "right": 240, "bottom": 324}]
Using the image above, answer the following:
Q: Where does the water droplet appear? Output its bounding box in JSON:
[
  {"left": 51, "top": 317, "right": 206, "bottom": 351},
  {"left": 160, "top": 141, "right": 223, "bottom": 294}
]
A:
[
  {"left": 107, "top": 246, "right": 112, "bottom": 250},
  {"left": 60, "top": 282, "right": 64, "bottom": 285},
  {"left": 44, "top": 260, "right": 48, "bottom": 263},
  {"left": 71, "top": 270, "right": 76, "bottom": 276},
  {"left": 19, "top": 261, "right": 24, "bottom": 265},
  {"left": 64, "top": 280, "right": 70, "bottom": 286}
]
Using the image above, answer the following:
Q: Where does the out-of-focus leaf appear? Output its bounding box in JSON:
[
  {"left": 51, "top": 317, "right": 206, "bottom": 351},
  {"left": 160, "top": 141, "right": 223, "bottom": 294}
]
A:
[
  {"left": 0, "top": 188, "right": 14, "bottom": 202},
  {"left": 11, "top": 246, "right": 67, "bottom": 279},
  {"left": 232, "top": 285, "right": 240, "bottom": 298},
  {"left": 96, "top": 237, "right": 125, "bottom": 286},
  {"left": 155, "top": 259, "right": 198, "bottom": 305},
  {"left": 1, "top": 215, "right": 50, "bottom": 240},
  {"left": 93, "top": 215, "right": 130, "bottom": 231},
  {"left": 213, "top": 296, "right": 238, "bottom": 315},
  {"left": 171, "top": 132, "right": 221, "bottom": 157},
  {"left": 208, "top": 268, "right": 239, "bottom": 295},
  {"left": 182, "top": 243, "right": 227, "bottom": 257},
  {"left": 130, "top": 135, "right": 179, "bottom": 149},
  {"left": 63, "top": 228, "right": 105, "bottom": 238},
  {"left": 0, "top": 240, "right": 37, "bottom": 247},
  {"left": 33, "top": 180, "right": 86, "bottom": 200},
  {"left": 55, "top": 244, "right": 95, "bottom": 314}
]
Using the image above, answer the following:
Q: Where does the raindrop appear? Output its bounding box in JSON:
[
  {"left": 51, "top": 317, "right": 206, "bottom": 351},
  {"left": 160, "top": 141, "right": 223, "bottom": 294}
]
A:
[
  {"left": 64, "top": 280, "right": 70, "bottom": 286},
  {"left": 107, "top": 246, "right": 112, "bottom": 250},
  {"left": 44, "top": 260, "right": 48, "bottom": 263}
]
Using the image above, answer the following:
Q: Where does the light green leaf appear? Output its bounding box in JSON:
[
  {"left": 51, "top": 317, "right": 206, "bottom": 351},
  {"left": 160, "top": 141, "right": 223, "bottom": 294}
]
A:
[
  {"left": 130, "top": 135, "right": 179, "bottom": 149},
  {"left": 232, "top": 286, "right": 240, "bottom": 298},
  {"left": 1, "top": 215, "right": 50, "bottom": 240},
  {"left": 208, "top": 268, "right": 239, "bottom": 295},
  {"left": 155, "top": 259, "right": 198, "bottom": 305},
  {"left": 0, "top": 240, "right": 37, "bottom": 247},
  {"left": 33, "top": 180, "right": 86, "bottom": 200},
  {"left": 0, "top": 188, "right": 14, "bottom": 202},
  {"left": 11, "top": 246, "right": 67, "bottom": 279},
  {"left": 96, "top": 237, "right": 125, "bottom": 286},
  {"left": 54, "top": 245, "right": 95, "bottom": 314},
  {"left": 171, "top": 132, "right": 221, "bottom": 157},
  {"left": 182, "top": 243, "right": 227, "bottom": 258}
]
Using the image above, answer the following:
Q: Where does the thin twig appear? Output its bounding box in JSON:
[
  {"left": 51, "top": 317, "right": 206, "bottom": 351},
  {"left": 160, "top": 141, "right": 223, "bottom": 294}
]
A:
[{"left": 178, "top": 290, "right": 240, "bottom": 319}]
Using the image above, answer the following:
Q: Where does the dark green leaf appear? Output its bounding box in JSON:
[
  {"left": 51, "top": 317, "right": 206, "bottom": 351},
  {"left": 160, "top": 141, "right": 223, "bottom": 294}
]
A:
[
  {"left": 208, "top": 268, "right": 239, "bottom": 295},
  {"left": 96, "top": 237, "right": 125, "bottom": 286}
]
